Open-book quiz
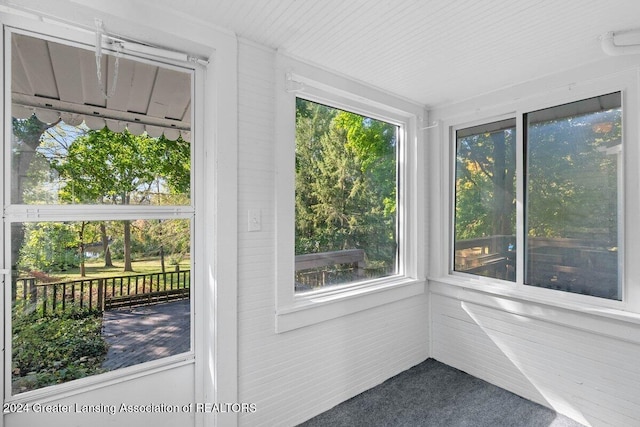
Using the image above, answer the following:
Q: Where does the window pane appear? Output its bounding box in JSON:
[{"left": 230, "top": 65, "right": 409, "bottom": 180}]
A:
[
  {"left": 454, "top": 119, "right": 516, "bottom": 281},
  {"left": 10, "top": 219, "right": 191, "bottom": 394},
  {"left": 295, "top": 98, "right": 398, "bottom": 291},
  {"left": 11, "top": 33, "right": 191, "bottom": 206},
  {"left": 525, "top": 92, "right": 621, "bottom": 300}
]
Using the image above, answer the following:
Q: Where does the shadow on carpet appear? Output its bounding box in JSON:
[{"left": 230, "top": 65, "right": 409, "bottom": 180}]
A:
[{"left": 299, "top": 359, "right": 585, "bottom": 427}]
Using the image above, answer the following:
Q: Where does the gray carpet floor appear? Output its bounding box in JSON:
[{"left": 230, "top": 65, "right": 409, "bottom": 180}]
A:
[{"left": 299, "top": 359, "right": 585, "bottom": 427}]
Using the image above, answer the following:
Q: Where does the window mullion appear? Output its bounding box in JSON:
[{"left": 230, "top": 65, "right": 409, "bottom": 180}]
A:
[
  {"left": 515, "top": 112, "right": 525, "bottom": 286},
  {"left": 4, "top": 205, "right": 194, "bottom": 223}
]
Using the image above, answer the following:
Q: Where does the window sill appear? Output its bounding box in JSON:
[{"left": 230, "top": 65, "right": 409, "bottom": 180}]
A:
[
  {"left": 276, "top": 277, "right": 426, "bottom": 333},
  {"left": 429, "top": 275, "right": 640, "bottom": 344},
  {"left": 6, "top": 353, "right": 194, "bottom": 405}
]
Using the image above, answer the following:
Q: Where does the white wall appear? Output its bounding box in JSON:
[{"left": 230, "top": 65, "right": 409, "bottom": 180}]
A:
[
  {"left": 428, "top": 55, "right": 640, "bottom": 427},
  {"left": 235, "top": 40, "right": 429, "bottom": 426},
  {"left": 430, "top": 285, "right": 640, "bottom": 427}
]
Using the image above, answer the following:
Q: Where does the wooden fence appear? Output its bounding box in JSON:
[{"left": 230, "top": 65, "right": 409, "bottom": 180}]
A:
[{"left": 12, "top": 270, "right": 190, "bottom": 317}]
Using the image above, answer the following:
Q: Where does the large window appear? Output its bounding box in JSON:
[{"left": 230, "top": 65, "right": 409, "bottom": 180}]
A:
[
  {"left": 453, "top": 92, "right": 622, "bottom": 301},
  {"left": 294, "top": 98, "right": 398, "bottom": 292},
  {"left": 6, "top": 31, "right": 194, "bottom": 395},
  {"left": 276, "top": 64, "right": 422, "bottom": 332}
]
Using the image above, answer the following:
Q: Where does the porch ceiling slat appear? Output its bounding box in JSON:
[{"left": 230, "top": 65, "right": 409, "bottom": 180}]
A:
[
  {"left": 105, "top": 54, "right": 136, "bottom": 113},
  {"left": 162, "top": 69, "right": 191, "bottom": 122},
  {"left": 125, "top": 61, "right": 158, "bottom": 115},
  {"left": 78, "top": 44, "right": 107, "bottom": 108},
  {"left": 13, "top": 35, "right": 58, "bottom": 100},
  {"left": 10, "top": 38, "right": 31, "bottom": 96},
  {"left": 147, "top": 67, "right": 191, "bottom": 122},
  {"left": 48, "top": 42, "right": 84, "bottom": 104}
]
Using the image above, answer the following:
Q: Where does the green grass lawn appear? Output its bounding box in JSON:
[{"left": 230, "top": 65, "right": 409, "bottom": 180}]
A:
[{"left": 28, "top": 256, "right": 191, "bottom": 282}]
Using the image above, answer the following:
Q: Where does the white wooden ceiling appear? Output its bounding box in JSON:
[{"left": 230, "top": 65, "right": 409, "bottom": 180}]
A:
[
  {"left": 132, "top": 0, "right": 640, "bottom": 107},
  {"left": 6, "top": 0, "right": 640, "bottom": 109}
]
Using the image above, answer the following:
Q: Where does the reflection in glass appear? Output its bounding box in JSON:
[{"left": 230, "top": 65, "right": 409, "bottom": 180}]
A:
[
  {"left": 10, "top": 219, "right": 191, "bottom": 394},
  {"left": 454, "top": 119, "right": 516, "bottom": 281},
  {"left": 525, "top": 92, "right": 621, "bottom": 300}
]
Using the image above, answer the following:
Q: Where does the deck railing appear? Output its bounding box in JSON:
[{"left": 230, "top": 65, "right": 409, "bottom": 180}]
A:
[
  {"left": 12, "top": 270, "right": 190, "bottom": 317},
  {"left": 295, "top": 249, "right": 366, "bottom": 290},
  {"left": 454, "top": 235, "right": 618, "bottom": 298},
  {"left": 454, "top": 235, "right": 515, "bottom": 280}
]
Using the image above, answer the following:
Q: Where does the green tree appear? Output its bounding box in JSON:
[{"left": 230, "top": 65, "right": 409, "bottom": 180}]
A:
[
  {"left": 526, "top": 109, "right": 620, "bottom": 242},
  {"left": 455, "top": 109, "right": 620, "bottom": 244},
  {"left": 11, "top": 116, "right": 60, "bottom": 270},
  {"left": 19, "top": 223, "right": 79, "bottom": 273},
  {"left": 455, "top": 126, "right": 516, "bottom": 242},
  {"left": 295, "top": 99, "right": 397, "bottom": 273},
  {"left": 74, "top": 221, "right": 102, "bottom": 277},
  {"left": 141, "top": 219, "right": 191, "bottom": 272},
  {"left": 50, "top": 128, "right": 190, "bottom": 272}
]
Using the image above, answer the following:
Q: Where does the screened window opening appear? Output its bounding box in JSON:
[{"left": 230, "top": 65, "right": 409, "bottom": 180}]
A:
[
  {"left": 11, "top": 33, "right": 191, "bottom": 206},
  {"left": 454, "top": 119, "right": 516, "bottom": 281},
  {"left": 525, "top": 92, "right": 622, "bottom": 300},
  {"left": 6, "top": 32, "right": 194, "bottom": 395},
  {"left": 294, "top": 98, "right": 399, "bottom": 292},
  {"left": 10, "top": 219, "right": 191, "bottom": 394}
]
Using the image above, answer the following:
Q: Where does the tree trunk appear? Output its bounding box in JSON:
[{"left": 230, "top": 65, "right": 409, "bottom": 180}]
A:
[
  {"left": 100, "top": 222, "right": 113, "bottom": 267},
  {"left": 123, "top": 219, "right": 133, "bottom": 272},
  {"left": 10, "top": 117, "right": 57, "bottom": 273},
  {"left": 491, "top": 131, "right": 507, "bottom": 240},
  {"left": 158, "top": 220, "right": 166, "bottom": 273},
  {"left": 491, "top": 131, "right": 515, "bottom": 280},
  {"left": 122, "top": 192, "right": 133, "bottom": 272},
  {"left": 79, "top": 222, "right": 86, "bottom": 277},
  {"left": 491, "top": 133, "right": 515, "bottom": 237}
]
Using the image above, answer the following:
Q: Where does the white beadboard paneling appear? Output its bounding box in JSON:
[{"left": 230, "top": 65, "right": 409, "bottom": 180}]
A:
[
  {"left": 431, "top": 289, "right": 640, "bottom": 427},
  {"left": 235, "top": 40, "right": 429, "bottom": 426},
  {"left": 128, "top": 0, "right": 640, "bottom": 107},
  {"left": 238, "top": 300, "right": 428, "bottom": 426}
]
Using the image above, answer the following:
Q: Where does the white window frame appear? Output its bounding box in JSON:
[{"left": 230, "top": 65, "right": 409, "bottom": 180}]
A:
[
  {"left": 274, "top": 56, "right": 426, "bottom": 333},
  {"left": 1, "top": 19, "right": 205, "bottom": 402},
  {"left": 433, "top": 68, "right": 640, "bottom": 318}
]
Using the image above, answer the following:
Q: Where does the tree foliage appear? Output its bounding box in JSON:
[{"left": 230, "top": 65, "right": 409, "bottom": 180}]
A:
[
  {"left": 12, "top": 309, "right": 107, "bottom": 394},
  {"left": 295, "top": 99, "right": 397, "bottom": 270},
  {"left": 49, "top": 128, "right": 190, "bottom": 205},
  {"left": 455, "top": 105, "right": 620, "bottom": 244},
  {"left": 455, "top": 126, "right": 516, "bottom": 241},
  {"left": 526, "top": 109, "right": 620, "bottom": 242},
  {"left": 19, "top": 223, "right": 79, "bottom": 272},
  {"left": 14, "top": 123, "right": 191, "bottom": 274}
]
